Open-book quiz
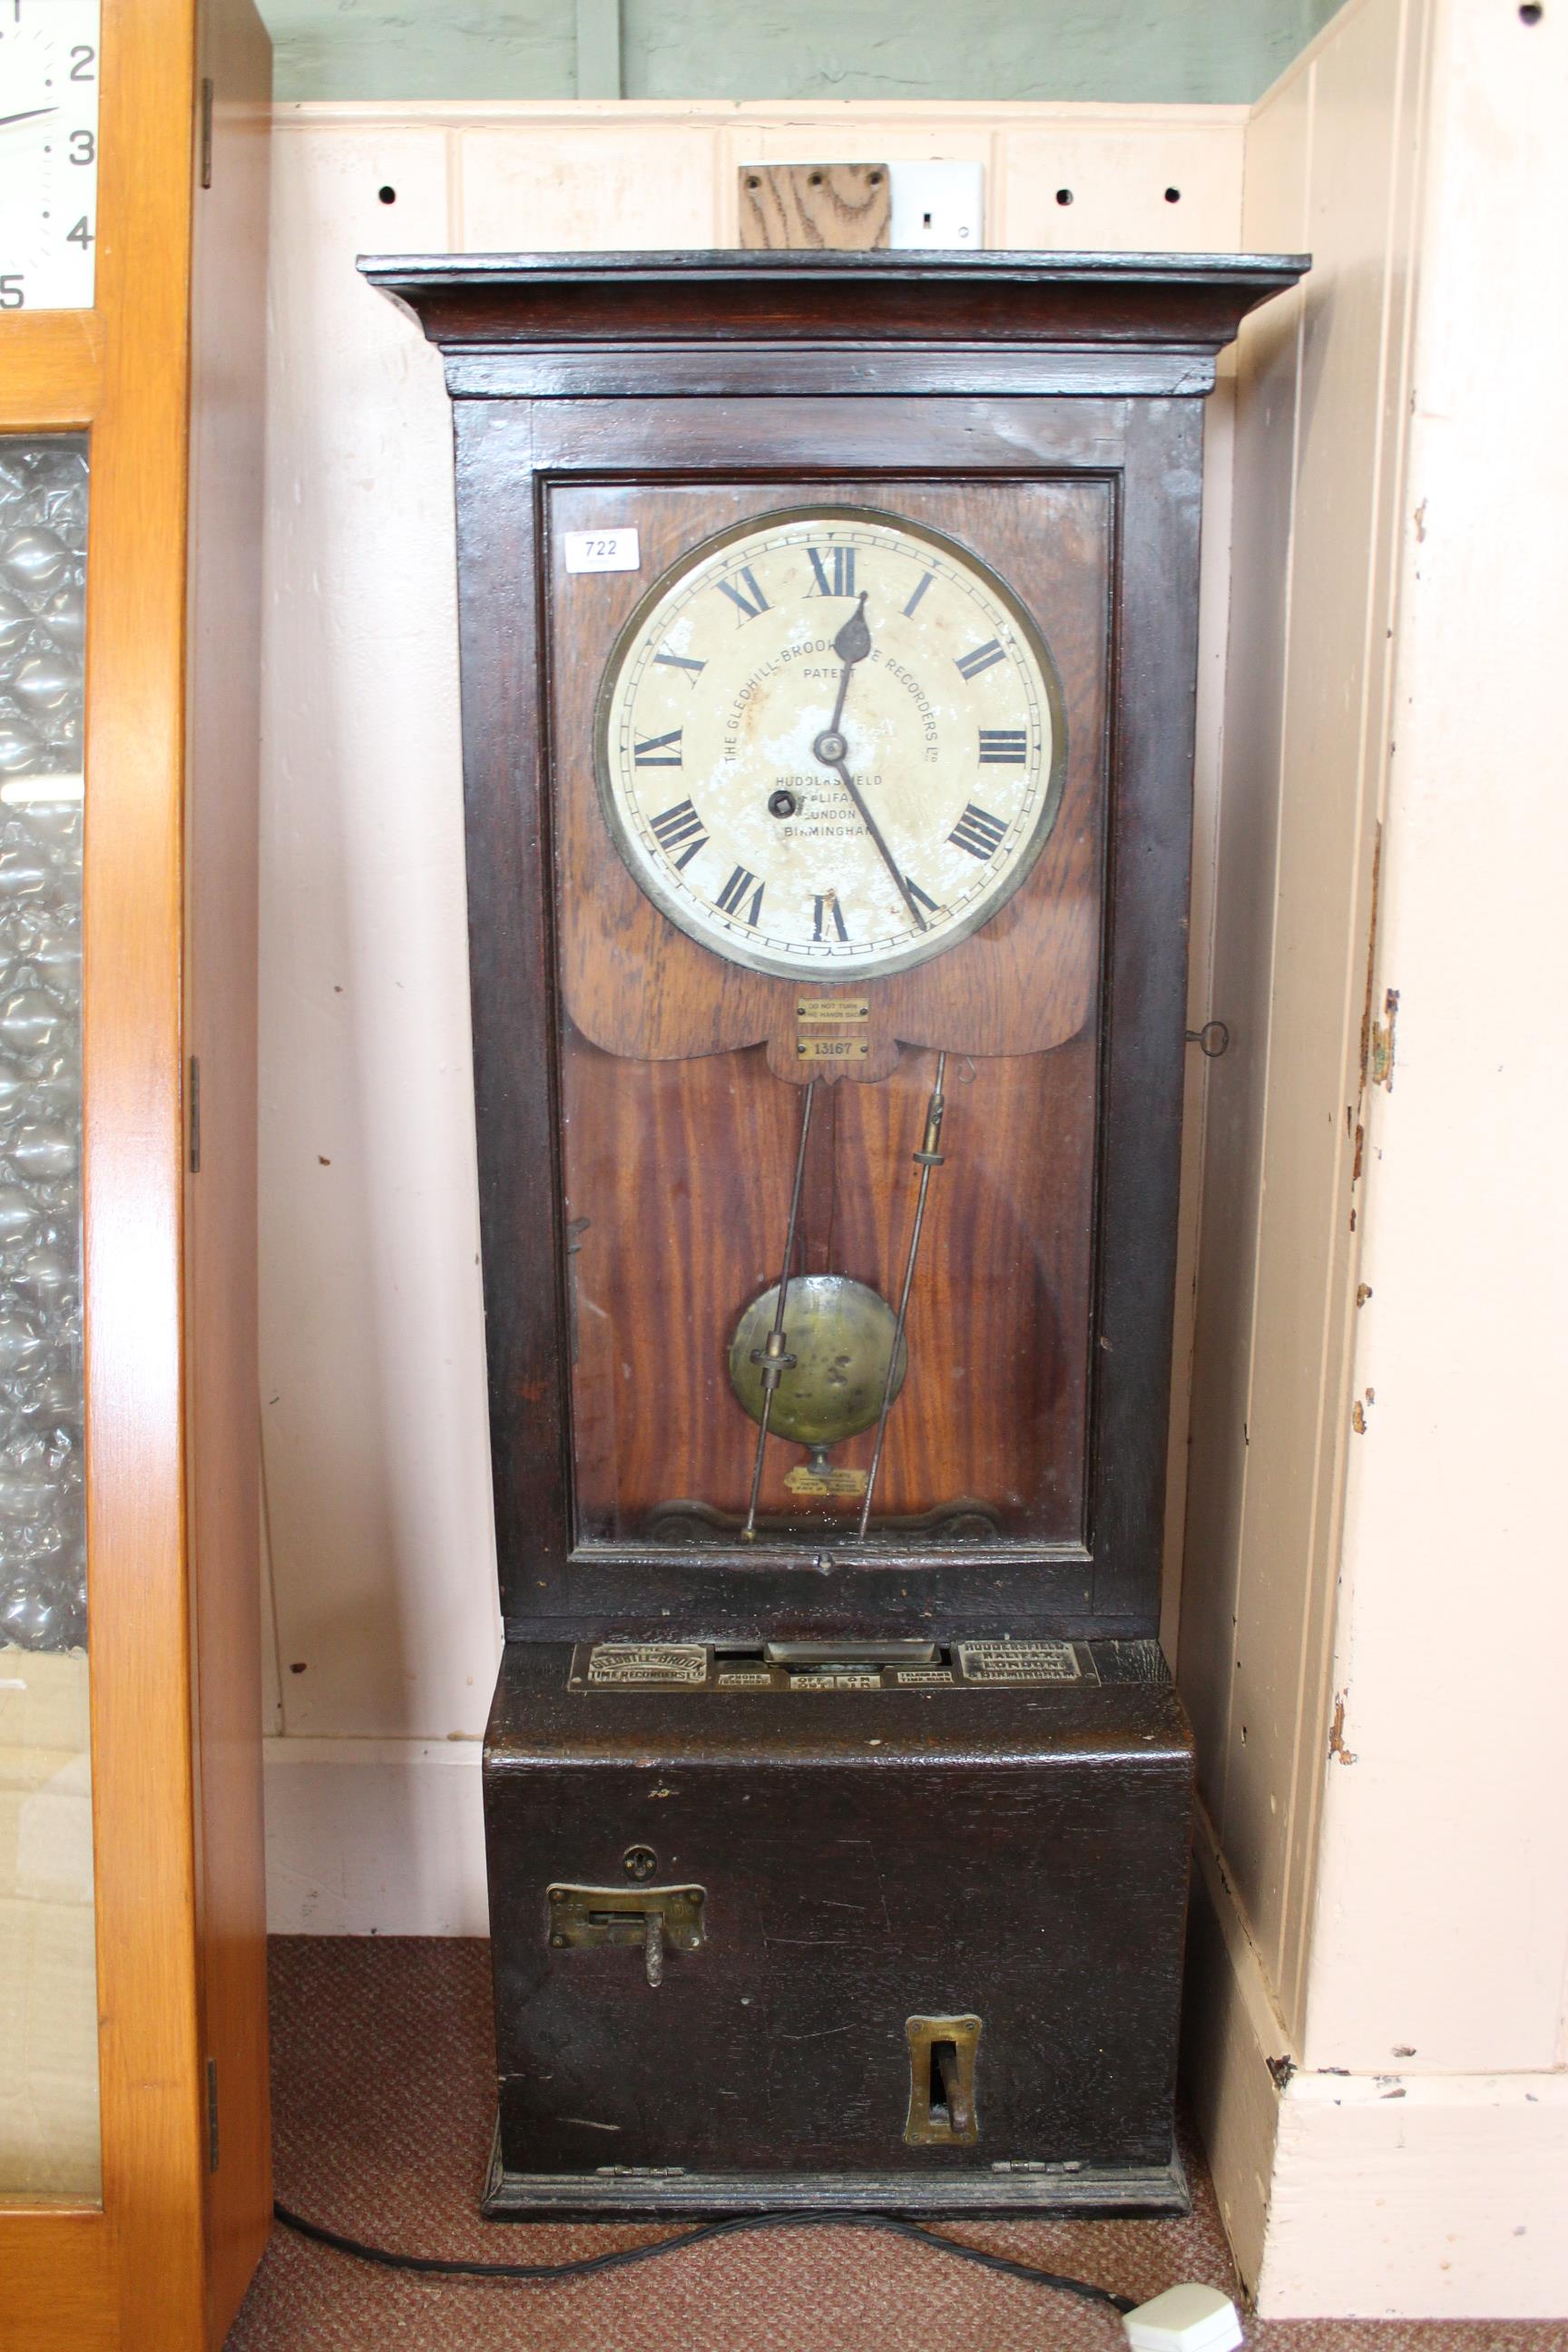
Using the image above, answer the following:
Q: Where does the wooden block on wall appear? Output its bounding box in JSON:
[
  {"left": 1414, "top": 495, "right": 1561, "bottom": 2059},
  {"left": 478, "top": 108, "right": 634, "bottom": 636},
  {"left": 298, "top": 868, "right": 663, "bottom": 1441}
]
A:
[{"left": 739, "top": 162, "right": 890, "bottom": 249}]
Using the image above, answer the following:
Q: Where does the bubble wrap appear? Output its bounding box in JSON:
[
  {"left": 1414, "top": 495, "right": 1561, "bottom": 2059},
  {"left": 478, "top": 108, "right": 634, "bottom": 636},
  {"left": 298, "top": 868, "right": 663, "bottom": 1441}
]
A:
[{"left": 0, "top": 441, "right": 85, "bottom": 1653}]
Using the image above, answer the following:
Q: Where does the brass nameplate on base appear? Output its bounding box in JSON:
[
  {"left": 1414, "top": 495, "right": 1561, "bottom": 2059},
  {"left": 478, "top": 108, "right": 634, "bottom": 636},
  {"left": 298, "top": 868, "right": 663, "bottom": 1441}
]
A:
[{"left": 784, "top": 1464, "right": 867, "bottom": 1497}]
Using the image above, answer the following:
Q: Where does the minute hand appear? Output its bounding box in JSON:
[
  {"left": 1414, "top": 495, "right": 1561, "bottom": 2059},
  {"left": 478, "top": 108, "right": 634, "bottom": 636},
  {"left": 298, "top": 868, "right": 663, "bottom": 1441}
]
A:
[{"left": 824, "top": 753, "right": 927, "bottom": 935}]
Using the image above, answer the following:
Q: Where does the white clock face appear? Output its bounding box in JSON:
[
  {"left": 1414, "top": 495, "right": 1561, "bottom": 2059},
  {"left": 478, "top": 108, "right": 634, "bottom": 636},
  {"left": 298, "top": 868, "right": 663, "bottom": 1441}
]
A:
[
  {"left": 0, "top": 0, "right": 101, "bottom": 313},
  {"left": 595, "top": 508, "right": 1064, "bottom": 980}
]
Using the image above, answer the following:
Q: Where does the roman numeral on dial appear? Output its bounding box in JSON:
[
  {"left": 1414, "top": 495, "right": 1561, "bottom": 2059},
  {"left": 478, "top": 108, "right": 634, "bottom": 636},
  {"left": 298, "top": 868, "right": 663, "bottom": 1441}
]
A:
[
  {"left": 649, "top": 799, "right": 709, "bottom": 870},
  {"left": 901, "top": 874, "right": 940, "bottom": 915},
  {"left": 633, "top": 728, "right": 683, "bottom": 767},
  {"left": 948, "top": 802, "right": 1008, "bottom": 860},
  {"left": 807, "top": 544, "right": 856, "bottom": 598},
  {"left": 813, "top": 894, "right": 849, "bottom": 943},
  {"left": 978, "top": 728, "right": 1028, "bottom": 764},
  {"left": 654, "top": 648, "right": 706, "bottom": 683},
  {"left": 716, "top": 865, "right": 765, "bottom": 926},
  {"left": 716, "top": 565, "right": 769, "bottom": 622},
  {"left": 956, "top": 638, "right": 1007, "bottom": 681},
  {"left": 903, "top": 571, "right": 935, "bottom": 618}
]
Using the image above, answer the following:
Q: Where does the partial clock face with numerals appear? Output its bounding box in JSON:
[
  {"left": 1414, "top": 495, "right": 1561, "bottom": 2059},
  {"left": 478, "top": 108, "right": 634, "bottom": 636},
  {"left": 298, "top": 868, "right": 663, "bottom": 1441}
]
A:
[
  {"left": 0, "top": 0, "right": 101, "bottom": 313},
  {"left": 595, "top": 507, "right": 1065, "bottom": 980}
]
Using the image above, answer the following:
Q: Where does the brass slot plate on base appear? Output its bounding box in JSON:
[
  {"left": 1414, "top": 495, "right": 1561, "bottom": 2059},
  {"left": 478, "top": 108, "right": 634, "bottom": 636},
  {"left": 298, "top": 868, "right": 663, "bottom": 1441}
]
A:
[{"left": 906, "top": 2013, "right": 982, "bottom": 2146}]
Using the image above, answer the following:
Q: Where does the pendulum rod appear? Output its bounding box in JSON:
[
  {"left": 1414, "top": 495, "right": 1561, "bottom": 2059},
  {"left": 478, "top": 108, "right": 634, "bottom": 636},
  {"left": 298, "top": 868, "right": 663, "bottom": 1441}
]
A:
[
  {"left": 741, "top": 1079, "right": 818, "bottom": 1541},
  {"left": 856, "top": 1052, "right": 947, "bottom": 1543}
]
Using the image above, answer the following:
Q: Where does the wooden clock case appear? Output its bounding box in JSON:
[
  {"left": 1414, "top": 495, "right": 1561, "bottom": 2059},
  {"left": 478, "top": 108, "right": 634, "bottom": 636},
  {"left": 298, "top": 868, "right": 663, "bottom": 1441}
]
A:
[{"left": 366, "top": 250, "right": 1306, "bottom": 2217}]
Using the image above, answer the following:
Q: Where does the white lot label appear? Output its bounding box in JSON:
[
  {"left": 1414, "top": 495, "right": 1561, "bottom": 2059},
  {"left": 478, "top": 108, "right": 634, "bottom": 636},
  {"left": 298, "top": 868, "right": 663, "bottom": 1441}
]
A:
[{"left": 563, "top": 527, "right": 641, "bottom": 574}]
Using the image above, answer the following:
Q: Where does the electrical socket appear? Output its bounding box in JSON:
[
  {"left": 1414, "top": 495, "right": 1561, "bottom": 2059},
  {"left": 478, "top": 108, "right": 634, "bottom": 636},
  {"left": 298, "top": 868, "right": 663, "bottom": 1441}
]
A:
[{"left": 888, "top": 162, "right": 985, "bottom": 250}]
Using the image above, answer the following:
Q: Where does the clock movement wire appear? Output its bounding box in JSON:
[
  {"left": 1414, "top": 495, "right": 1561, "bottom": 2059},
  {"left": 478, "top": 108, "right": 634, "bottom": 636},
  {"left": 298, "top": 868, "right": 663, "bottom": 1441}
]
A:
[
  {"left": 741, "top": 1078, "right": 817, "bottom": 1540},
  {"left": 857, "top": 1052, "right": 947, "bottom": 1542}
]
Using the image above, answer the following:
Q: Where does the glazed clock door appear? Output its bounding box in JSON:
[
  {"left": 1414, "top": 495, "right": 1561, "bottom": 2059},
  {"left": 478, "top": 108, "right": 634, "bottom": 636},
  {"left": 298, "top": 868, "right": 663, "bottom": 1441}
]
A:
[{"left": 547, "top": 478, "right": 1110, "bottom": 1569}]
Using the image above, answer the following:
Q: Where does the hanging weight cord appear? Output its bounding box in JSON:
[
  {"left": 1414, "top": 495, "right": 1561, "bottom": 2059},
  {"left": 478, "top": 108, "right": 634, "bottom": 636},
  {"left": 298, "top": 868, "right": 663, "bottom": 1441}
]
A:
[
  {"left": 857, "top": 1051, "right": 947, "bottom": 1542},
  {"left": 741, "top": 1077, "right": 817, "bottom": 1540}
]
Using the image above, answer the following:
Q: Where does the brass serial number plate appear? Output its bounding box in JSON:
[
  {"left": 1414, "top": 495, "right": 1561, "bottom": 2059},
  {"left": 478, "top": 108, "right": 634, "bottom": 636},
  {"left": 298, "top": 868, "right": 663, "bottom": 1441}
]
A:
[
  {"left": 795, "top": 998, "right": 869, "bottom": 1023},
  {"left": 797, "top": 1036, "right": 869, "bottom": 1062}
]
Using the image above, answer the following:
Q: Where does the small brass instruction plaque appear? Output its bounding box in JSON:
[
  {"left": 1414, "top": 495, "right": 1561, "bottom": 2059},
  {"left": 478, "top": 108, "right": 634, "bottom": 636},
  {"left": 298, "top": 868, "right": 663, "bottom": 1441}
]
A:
[
  {"left": 956, "top": 1640, "right": 1081, "bottom": 1684},
  {"left": 784, "top": 1463, "right": 868, "bottom": 1498},
  {"left": 796, "top": 998, "right": 869, "bottom": 1023},
  {"left": 797, "top": 1035, "right": 869, "bottom": 1062}
]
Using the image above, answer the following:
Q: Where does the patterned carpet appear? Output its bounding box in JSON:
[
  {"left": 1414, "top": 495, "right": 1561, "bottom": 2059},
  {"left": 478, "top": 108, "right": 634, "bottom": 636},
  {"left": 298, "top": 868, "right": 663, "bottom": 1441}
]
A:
[{"left": 225, "top": 1938, "right": 1567, "bottom": 2352}]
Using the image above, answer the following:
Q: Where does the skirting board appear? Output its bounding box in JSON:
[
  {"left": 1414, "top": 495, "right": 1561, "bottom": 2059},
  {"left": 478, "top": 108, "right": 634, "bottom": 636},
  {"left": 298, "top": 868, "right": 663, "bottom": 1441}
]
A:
[
  {"left": 1186, "top": 1808, "right": 1568, "bottom": 2319},
  {"left": 263, "top": 1735, "right": 489, "bottom": 1936}
]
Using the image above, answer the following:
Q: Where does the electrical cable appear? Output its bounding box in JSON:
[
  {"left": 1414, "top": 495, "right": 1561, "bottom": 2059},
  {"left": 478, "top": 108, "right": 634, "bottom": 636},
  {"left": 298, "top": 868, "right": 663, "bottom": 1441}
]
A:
[{"left": 273, "top": 2199, "right": 1138, "bottom": 2313}]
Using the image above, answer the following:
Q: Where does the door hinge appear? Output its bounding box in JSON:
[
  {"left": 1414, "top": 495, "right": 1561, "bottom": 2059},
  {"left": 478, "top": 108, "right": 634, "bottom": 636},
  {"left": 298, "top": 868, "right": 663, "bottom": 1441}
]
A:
[
  {"left": 206, "top": 2055, "right": 220, "bottom": 2171},
  {"left": 200, "top": 76, "right": 214, "bottom": 190},
  {"left": 189, "top": 1054, "right": 201, "bottom": 1173}
]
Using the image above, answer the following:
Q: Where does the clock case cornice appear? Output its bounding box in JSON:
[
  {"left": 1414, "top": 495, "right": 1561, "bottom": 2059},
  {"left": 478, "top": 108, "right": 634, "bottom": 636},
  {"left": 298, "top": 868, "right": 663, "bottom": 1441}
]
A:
[{"left": 360, "top": 249, "right": 1309, "bottom": 401}]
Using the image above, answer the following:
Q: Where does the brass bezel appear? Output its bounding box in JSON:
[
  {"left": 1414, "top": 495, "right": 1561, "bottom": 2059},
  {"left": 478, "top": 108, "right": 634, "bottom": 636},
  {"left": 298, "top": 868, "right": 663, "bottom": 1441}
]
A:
[{"left": 589, "top": 501, "right": 1070, "bottom": 983}]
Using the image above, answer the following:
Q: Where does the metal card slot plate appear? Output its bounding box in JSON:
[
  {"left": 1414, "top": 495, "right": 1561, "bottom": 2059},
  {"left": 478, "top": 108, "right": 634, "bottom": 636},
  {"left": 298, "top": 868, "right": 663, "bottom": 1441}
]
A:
[
  {"left": 569, "top": 1639, "right": 1101, "bottom": 1691},
  {"left": 906, "top": 2014, "right": 983, "bottom": 2146}
]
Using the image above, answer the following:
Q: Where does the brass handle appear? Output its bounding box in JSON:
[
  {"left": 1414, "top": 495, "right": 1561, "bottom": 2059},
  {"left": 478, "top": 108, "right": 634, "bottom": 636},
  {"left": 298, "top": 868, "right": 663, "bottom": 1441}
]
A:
[{"left": 548, "top": 1883, "right": 706, "bottom": 1991}]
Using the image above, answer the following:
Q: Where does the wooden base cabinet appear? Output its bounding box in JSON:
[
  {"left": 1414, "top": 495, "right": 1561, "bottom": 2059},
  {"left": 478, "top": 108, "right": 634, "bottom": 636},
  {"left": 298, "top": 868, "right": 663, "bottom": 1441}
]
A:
[{"left": 485, "top": 1640, "right": 1191, "bottom": 2215}]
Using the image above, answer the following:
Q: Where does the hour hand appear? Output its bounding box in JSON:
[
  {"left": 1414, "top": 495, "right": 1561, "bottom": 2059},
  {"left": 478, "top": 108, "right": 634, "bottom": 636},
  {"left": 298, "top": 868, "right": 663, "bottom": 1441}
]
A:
[
  {"left": 832, "top": 593, "right": 871, "bottom": 670},
  {"left": 819, "top": 593, "right": 871, "bottom": 749}
]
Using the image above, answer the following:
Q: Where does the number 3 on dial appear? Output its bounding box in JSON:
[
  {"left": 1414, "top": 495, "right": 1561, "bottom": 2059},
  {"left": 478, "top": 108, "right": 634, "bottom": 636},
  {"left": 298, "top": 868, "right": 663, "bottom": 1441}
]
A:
[{"left": 593, "top": 507, "right": 1067, "bottom": 982}]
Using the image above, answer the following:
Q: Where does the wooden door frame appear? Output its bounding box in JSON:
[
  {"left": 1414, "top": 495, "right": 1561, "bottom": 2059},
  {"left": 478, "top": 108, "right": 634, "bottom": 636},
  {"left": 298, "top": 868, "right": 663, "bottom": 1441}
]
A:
[{"left": 0, "top": 2, "right": 270, "bottom": 2344}]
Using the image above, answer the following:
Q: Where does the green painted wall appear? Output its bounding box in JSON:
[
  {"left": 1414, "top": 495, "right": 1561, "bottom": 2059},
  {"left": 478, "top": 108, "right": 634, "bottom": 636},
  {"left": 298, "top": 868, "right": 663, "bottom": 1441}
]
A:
[{"left": 260, "top": 0, "right": 1344, "bottom": 107}]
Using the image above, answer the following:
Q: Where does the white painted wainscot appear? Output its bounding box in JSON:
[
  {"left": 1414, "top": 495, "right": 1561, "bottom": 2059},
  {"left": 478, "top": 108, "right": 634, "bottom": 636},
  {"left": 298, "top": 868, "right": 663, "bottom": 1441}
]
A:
[{"left": 255, "top": 35, "right": 1568, "bottom": 2316}]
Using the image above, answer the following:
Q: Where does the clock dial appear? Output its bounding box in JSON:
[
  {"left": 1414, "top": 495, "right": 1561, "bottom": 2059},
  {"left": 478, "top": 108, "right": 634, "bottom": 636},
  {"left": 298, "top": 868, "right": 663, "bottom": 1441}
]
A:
[
  {"left": 0, "top": 0, "right": 101, "bottom": 313},
  {"left": 596, "top": 508, "right": 1064, "bottom": 981}
]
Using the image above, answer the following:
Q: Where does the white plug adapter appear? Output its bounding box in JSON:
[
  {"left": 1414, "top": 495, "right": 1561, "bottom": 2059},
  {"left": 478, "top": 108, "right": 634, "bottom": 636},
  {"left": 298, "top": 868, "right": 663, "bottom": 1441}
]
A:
[{"left": 1122, "top": 2281, "right": 1243, "bottom": 2352}]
